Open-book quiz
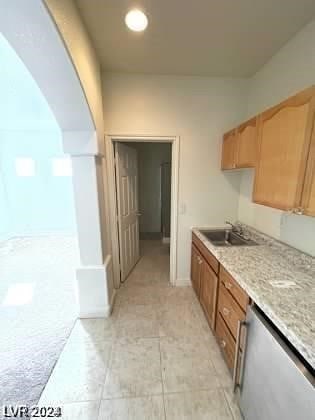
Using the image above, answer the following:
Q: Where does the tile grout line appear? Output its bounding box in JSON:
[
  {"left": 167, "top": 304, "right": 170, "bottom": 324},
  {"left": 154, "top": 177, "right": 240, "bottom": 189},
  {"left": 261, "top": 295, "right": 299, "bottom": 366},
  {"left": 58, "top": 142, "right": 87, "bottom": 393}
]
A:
[
  {"left": 158, "top": 337, "right": 167, "bottom": 420},
  {"left": 95, "top": 399, "right": 103, "bottom": 420},
  {"left": 95, "top": 326, "right": 118, "bottom": 416},
  {"left": 222, "top": 387, "right": 240, "bottom": 420}
]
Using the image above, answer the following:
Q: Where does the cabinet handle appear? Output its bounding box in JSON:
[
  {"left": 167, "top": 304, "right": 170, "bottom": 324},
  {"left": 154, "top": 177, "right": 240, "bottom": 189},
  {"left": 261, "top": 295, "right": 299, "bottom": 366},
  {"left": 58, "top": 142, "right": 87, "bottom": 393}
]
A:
[
  {"left": 233, "top": 320, "right": 247, "bottom": 393},
  {"left": 198, "top": 257, "right": 203, "bottom": 265},
  {"left": 222, "top": 307, "right": 230, "bottom": 316},
  {"left": 225, "top": 282, "right": 232, "bottom": 290},
  {"left": 220, "top": 340, "right": 226, "bottom": 348},
  {"left": 289, "top": 207, "right": 304, "bottom": 215}
]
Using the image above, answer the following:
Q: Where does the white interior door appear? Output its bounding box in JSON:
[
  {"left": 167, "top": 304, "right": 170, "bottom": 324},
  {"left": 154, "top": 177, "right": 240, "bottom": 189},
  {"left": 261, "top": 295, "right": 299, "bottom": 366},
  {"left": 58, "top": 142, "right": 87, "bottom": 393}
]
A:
[{"left": 115, "top": 143, "right": 140, "bottom": 282}]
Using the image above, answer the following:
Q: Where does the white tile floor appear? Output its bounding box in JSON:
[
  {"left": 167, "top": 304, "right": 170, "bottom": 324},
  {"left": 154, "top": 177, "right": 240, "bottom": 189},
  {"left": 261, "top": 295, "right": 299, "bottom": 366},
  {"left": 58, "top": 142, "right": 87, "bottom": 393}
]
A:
[{"left": 38, "top": 241, "right": 243, "bottom": 419}]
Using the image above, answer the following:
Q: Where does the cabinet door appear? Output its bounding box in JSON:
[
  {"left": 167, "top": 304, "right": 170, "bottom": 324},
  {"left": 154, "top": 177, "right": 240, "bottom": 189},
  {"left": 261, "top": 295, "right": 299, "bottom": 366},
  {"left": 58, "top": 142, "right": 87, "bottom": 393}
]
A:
[
  {"left": 221, "top": 130, "right": 237, "bottom": 170},
  {"left": 200, "top": 262, "right": 218, "bottom": 330},
  {"left": 191, "top": 245, "right": 202, "bottom": 297},
  {"left": 236, "top": 117, "right": 257, "bottom": 168},
  {"left": 253, "top": 88, "right": 315, "bottom": 210},
  {"left": 215, "top": 313, "right": 236, "bottom": 371},
  {"left": 218, "top": 281, "right": 245, "bottom": 339},
  {"left": 301, "top": 126, "right": 315, "bottom": 216}
]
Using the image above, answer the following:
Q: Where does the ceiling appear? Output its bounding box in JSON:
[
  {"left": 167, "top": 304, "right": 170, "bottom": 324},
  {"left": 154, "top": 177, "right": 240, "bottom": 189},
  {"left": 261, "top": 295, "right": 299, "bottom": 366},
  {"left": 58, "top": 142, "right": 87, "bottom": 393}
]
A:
[{"left": 76, "top": 0, "right": 315, "bottom": 77}]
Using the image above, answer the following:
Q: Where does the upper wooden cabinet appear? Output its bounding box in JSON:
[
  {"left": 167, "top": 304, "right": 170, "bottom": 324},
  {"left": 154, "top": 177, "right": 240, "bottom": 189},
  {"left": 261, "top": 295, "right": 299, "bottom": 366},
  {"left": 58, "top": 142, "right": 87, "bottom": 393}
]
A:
[
  {"left": 221, "top": 118, "right": 257, "bottom": 170},
  {"left": 221, "top": 129, "right": 237, "bottom": 169},
  {"left": 221, "top": 85, "right": 315, "bottom": 216},
  {"left": 301, "top": 129, "right": 315, "bottom": 216},
  {"left": 253, "top": 87, "right": 315, "bottom": 211},
  {"left": 236, "top": 117, "right": 257, "bottom": 168}
]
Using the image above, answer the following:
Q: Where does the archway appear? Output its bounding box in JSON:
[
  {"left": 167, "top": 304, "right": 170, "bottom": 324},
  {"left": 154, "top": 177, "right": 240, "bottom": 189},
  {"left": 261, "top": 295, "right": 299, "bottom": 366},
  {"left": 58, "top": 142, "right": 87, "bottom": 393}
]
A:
[{"left": 0, "top": 0, "right": 111, "bottom": 409}]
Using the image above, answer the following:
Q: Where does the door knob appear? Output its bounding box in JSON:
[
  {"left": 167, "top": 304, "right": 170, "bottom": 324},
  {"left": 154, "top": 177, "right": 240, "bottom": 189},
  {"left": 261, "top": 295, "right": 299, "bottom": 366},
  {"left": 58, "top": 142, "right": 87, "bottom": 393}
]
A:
[
  {"left": 136, "top": 212, "right": 142, "bottom": 216},
  {"left": 223, "top": 307, "right": 230, "bottom": 316}
]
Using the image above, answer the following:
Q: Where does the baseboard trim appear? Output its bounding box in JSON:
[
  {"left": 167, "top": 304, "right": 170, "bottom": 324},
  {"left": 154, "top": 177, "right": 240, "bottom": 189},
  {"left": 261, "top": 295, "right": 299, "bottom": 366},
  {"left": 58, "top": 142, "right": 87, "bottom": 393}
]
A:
[
  {"left": 175, "top": 278, "right": 192, "bottom": 286},
  {"left": 79, "top": 291, "right": 115, "bottom": 318},
  {"left": 79, "top": 308, "right": 109, "bottom": 319},
  {"left": 104, "top": 253, "right": 112, "bottom": 268},
  {"left": 106, "top": 289, "right": 117, "bottom": 317}
]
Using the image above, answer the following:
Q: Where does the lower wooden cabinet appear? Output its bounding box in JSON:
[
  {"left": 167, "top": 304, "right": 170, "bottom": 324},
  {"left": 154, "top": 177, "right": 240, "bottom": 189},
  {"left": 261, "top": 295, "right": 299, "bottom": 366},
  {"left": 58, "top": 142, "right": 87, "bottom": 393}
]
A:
[
  {"left": 215, "top": 313, "right": 236, "bottom": 370},
  {"left": 220, "top": 266, "right": 249, "bottom": 311},
  {"left": 191, "top": 244, "right": 202, "bottom": 297},
  {"left": 191, "top": 235, "right": 249, "bottom": 376},
  {"left": 218, "top": 280, "right": 246, "bottom": 339},
  {"left": 199, "top": 261, "right": 218, "bottom": 330}
]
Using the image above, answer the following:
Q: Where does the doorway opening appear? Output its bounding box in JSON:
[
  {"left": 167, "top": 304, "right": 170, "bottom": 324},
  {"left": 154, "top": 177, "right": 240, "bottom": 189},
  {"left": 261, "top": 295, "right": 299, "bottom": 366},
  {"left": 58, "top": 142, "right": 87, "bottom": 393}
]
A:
[
  {"left": 105, "top": 136, "right": 179, "bottom": 289},
  {"left": 0, "top": 33, "right": 79, "bottom": 407}
]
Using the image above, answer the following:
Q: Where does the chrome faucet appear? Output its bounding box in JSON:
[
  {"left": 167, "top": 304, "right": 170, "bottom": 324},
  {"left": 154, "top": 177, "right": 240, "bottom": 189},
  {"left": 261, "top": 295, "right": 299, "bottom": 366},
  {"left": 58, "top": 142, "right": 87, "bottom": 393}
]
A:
[{"left": 225, "top": 221, "right": 243, "bottom": 236}]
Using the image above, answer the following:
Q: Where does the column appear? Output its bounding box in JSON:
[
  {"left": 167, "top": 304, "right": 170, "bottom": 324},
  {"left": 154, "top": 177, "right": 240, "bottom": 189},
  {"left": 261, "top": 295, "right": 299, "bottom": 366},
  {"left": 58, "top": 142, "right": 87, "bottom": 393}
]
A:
[{"left": 62, "top": 130, "right": 115, "bottom": 318}]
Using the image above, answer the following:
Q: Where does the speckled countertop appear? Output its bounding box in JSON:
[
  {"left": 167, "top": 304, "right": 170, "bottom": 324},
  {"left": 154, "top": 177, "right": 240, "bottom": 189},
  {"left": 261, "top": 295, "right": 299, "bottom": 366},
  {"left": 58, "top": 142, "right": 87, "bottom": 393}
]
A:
[{"left": 192, "top": 224, "right": 315, "bottom": 370}]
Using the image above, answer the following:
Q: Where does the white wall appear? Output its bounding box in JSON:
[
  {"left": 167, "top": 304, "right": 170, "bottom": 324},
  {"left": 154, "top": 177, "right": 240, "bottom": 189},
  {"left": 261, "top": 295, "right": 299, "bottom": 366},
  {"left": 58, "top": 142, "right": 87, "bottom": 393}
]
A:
[
  {"left": 238, "top": 18, "right": 315, "bottom": 256},
  {"left": 103, "top": 73, "right": 248, "bottom": 281}
]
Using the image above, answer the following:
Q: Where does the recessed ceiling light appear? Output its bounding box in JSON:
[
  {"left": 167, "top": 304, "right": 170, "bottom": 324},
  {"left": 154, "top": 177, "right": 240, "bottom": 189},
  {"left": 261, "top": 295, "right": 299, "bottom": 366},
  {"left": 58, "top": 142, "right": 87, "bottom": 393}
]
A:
[{"left": 125, "top": 9, "right": 148, "bottom": 32}]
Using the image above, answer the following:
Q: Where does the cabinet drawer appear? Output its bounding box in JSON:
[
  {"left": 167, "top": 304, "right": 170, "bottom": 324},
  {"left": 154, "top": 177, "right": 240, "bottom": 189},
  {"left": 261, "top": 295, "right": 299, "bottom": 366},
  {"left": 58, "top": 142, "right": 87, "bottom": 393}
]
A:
[
  {"left": 192, "top": 233, "right": 219, "bottom": 274},
  {"left": 220, "top": 266, "right": 249, "bottom": 311},
  {"left": 215, "top": 313, "right": 236, "bottom": 371},
  {"left": 218, "top": 281, "right": 245, "bottom": 339}
]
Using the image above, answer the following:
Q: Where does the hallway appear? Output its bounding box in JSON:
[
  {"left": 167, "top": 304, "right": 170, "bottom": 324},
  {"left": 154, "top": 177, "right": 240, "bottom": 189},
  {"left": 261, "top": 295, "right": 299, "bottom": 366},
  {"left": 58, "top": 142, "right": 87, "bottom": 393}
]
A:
[{"left": 38, "top": 241, "right": 242, "bottom": 419}]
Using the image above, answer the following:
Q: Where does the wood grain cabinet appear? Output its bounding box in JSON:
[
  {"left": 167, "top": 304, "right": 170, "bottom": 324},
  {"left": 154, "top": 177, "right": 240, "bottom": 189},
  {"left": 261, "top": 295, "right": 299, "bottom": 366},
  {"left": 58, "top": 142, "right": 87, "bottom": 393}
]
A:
[
  {"left": 301, "top": 141, "right": 315, "bottom": 216},
  {"left": 217, "top": 281, "right": 246, "bottom": 339},
  {"left": 236, "top": 117, "right": 257, "bottom": 168},
  {"left": 191, "top": 234, "right": 219, "bottom": 331},
  {"left": 215, "top": 266, "right": 249, "bottom": 373},
  {"left": 215, "top": 313, "right": 237, "bottom": 371},
  {"left": 220, "top": 267, "right": 249, "bottom": 311},
  {"left": 221, "top": 129, "right": 237, "bottom": 169},
  {"left": 220, "top": 85, "right": 315, "bottom": 217},
  {"left": 254, "top": 87, "right": 315, "bottom": 212},
  {"left": 199, "top": 260, "right": 218, "bottom": 330},
  {"left": 222, "top": 119, "right": 257, "bottom": 170},
  {"left": 191, "top": 235, "right": 249, "bottom": 375},
  {"left": 191, "top": 244, "right": 202, "bottom": 297}
]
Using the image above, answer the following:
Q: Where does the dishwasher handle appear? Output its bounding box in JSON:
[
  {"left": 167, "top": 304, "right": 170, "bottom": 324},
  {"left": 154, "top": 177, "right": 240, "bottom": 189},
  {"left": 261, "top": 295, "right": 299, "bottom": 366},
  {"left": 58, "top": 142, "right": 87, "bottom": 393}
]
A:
[{"left": 233, "top": 319, "right": 248, "bottom": 392}]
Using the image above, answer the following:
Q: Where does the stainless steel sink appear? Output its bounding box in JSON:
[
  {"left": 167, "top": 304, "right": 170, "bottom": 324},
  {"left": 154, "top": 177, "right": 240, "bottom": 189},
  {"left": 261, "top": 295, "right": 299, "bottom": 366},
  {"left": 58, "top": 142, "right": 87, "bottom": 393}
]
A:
[{"left": 200, "top": 229, "right": 258, "bottom": 247}]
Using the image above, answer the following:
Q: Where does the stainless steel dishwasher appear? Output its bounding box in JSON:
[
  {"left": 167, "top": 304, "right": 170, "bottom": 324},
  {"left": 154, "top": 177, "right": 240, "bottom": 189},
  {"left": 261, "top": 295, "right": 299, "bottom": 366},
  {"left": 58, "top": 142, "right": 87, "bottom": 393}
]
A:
[{"left": 237, "top": 305, "right": 315, "bottom": 420}]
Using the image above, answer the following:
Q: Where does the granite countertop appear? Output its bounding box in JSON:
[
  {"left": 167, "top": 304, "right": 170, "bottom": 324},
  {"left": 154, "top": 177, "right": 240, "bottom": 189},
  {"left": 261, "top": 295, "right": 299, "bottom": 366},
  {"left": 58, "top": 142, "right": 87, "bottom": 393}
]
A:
[{"left": 192, "top": 224, "right": 315, "bottom": 370}]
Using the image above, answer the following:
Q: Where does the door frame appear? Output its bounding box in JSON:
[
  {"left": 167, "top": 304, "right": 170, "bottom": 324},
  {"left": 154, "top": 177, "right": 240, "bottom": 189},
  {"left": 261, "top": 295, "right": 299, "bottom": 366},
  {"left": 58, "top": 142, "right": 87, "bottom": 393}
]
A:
[{"left": 105, "top": 135, "right": 180, "bottom": 288}]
